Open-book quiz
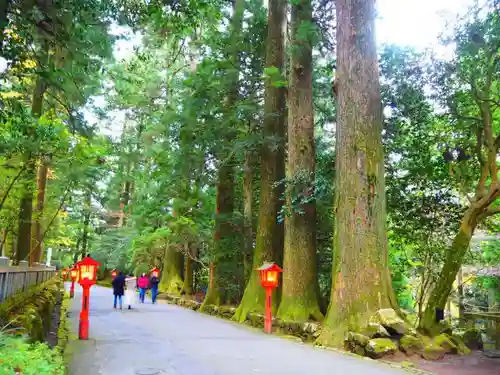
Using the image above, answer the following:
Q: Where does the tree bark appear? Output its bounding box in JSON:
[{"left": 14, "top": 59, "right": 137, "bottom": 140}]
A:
[
  {"left": 276, "top": 0, "right": 322, "bottom": 322},
  {"left": 234, "top": 0, "right": 286, "bottom": 322},
  {"left": 317, "top": 0, "right": 397, "bottom": 345}
]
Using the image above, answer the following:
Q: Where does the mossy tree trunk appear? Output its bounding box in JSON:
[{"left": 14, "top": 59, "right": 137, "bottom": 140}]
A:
[
  {"left": 159, "top": 241, "right": 184, "bottom": 295},
  {"left": 276, "top": 0, "right": 322, "bottom": 323},
  {"left": 234, "top": 0, "right": 286, "bottom": 322},
  {"left": 419, "top": 210, "right": 478, "bottom": 333},
  {"left": 317, "top": 0, "right": 397, "bottom": 346},
  {"left": 202, "top": 0, "right": 244, "bottom": 310}
]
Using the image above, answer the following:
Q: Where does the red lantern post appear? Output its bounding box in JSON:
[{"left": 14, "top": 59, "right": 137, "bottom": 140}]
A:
[
  {"left": 257, "top": 262, "right": 283, "bottom": 334},
  {"left": 76, "top": 256, "right": 101, "bottom": 340},
  {"left": 69, "top": 266, "right": 78, "bottom": 298},
  {"left": 150, "top": 266, "right": 160, "bottom": 278}
]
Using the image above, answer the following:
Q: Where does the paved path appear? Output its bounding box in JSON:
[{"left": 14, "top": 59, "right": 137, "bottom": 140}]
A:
[{"left": 67, "top": 285, "right": 410, "bottom": 375}]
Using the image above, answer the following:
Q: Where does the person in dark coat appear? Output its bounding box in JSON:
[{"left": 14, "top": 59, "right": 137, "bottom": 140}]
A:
[
  {"left": 150, "top": 275, "right": 160, "bottom": 304},
  {"left": 112, "top": 271, "right": 126, "bottom": 309}
]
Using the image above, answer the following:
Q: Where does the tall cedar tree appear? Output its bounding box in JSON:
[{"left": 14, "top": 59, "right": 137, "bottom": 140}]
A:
[
  {"left": 276, "top": 0, "right": 322, "bottom": 322},
  {"left": 318, "top": 0, "right": 398, "bottom": 346},
  {"left": 234, "top": 0, "right": 286, "bottom": 321},
  {"left": 201, "top": 0, "right": 245, "bottom": 308}
]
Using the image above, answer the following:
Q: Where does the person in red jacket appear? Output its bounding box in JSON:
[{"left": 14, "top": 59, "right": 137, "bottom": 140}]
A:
[{"left": 137, "top": 273, "right": 149, "bottom": 303}]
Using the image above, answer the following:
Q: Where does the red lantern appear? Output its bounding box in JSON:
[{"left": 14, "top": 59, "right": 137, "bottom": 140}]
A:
[
  {"left": 76, "top": 256, "right": 100, "bottom": 287},
  {"left": 70, "top": 267, "right": 78, "bottom": 281},
  {"left": 61, "top": 268, "right": 68, "bottom": 280},
  {"left": 75, "top": 256, "right": 101, "bottom": 340},
  {"left": 150, "top": 266, "right": 160, "bottom": 278},
  {"left": 69, "top": 266, "right": 78, "bottom": 299},
  {"left": 257, "top": 262, "right": 283, "bottom": 334}
]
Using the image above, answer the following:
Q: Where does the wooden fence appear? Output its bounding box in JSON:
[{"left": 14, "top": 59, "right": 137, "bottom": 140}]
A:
[{"left": 0, "top": 257, "right": 56, "bottom": 303}]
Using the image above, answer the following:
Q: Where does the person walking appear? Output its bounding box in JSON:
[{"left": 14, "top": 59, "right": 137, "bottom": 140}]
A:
[
  {"left": 137, "top": 273, "right": 149, "bottom": 303},
  {"left": 124, "top": 274, "right": 137, "bottom": 310},
  {"left": 150, "top": 274, "right": 160, "bottom": 304},
  {"left": 111, "top": 271, "right": 126, "bottom": 309}
]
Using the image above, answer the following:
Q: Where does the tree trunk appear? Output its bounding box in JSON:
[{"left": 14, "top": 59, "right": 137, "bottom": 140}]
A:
[
  {"left": 234, "top": 0, "right": 286, "bottom": 322},
  {"left": 418, "top": 209, "right": 477, "bottom": 334},
  {"left": 159, "top": 242, "right": 184, "bottom": 295},
  {"left": 16, "top": 73, "right": 45, "bottom": 264},
  {"left": 182, "top": 243, "right": 194, "bottom": 296},
  {"left": 0, "top": 229, "right": 7, "bottom": 256},
  {"left": 317, "top": 0, "right": 397, "bottom": 345},
  {"left": 242, "top": 150, "right": 254, "bottom": 283},
  {"left": 80, "top": 188, "right": 92, "bottom": 257},
  {"left": 276, "top": 0, "right": 322, "bottom": 322},
  {"left": 31, "top": 158, "right": 50, "bottom": 264},
  {"left": 201, "top": 0, "right": 243, "bottom": 309},
  {"left": 201, "top": 163, "right": 235, "bottom": 308}
]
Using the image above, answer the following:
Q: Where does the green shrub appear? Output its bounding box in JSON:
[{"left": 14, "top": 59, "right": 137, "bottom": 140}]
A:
[{"left": 0, "top": 332, "right": 64, "bottom": 375}]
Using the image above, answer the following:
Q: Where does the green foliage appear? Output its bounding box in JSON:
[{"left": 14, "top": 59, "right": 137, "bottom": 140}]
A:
[{"left": 0, "top": 333, "right": 64, "bottom": 375}]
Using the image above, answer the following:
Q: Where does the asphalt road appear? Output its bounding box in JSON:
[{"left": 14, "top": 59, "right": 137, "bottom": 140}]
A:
[{"left": 67, "top": 284, "right": 410, "bottom": 375}]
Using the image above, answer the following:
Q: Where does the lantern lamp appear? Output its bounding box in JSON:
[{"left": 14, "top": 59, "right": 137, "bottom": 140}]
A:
[
  {"left": 150, "top": 266, "right": 160, "bottom": 278},
  {"left": 257, "top": 262, "right": 283, "bottom": 334},
  {"left": 70, "top": 267, "right": 78, "bottom": 281},
  {"left": 76, "top": 256, "right": 100, "bottom": 287},
  {"left": 61, "top": 268, "right": 68, "bottom": 280},
  {"left": 257, "top": 262, "right": 282, "bottom": 289},
  {"left": 75, "top": 256, "right": 101, "bottom": 340},
  {"left": 68, "top": 266, "right": 78, "bottom": 299}
]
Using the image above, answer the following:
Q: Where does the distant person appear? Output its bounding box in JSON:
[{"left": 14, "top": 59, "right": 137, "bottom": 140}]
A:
[
  {"left": 150, "top": 275, "right": 160, "bottom": 304},
  {"left": 111, "top": 271, "right": 126, "bottom": 309},
  {"left": 124, "top": 274, "right": 137, "bottom": 310},
  {"left": 137, "top": 273, "right": 149, "bottom": 303}
]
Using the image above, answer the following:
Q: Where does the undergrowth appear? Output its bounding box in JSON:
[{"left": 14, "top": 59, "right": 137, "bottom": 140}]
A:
[{"left": 0, "top": 332, "right": 64, "bottom": 375}]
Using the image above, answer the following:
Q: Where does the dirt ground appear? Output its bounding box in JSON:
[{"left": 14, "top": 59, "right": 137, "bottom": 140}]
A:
[
  {"left": 387, "top": 350, "right": 500, "bottom": 375},
  {"left": 416, "top": 351, "right": 500, "bottom": 375}
]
